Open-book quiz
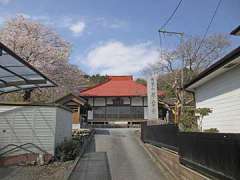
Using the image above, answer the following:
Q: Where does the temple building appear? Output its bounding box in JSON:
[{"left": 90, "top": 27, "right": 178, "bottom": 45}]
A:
[{"left": 79, "top": 76, "right": 164, "bottom": 125}]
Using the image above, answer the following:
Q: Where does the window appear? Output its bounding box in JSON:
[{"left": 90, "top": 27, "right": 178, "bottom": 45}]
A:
[{"left": 112, "top": 97, "right": 124, "bottom": 105}]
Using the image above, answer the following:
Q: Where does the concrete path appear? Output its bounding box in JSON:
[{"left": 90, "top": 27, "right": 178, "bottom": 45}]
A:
[
  {"left": 69, "top": 152, "right": 111, "bottom": 180},
  {"left": 70, "top": 128, "right": 167, "bottom": 180}
]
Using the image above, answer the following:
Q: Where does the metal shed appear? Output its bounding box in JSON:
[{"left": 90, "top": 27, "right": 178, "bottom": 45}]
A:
[{"left": 0, "top": 103, "right": 72, "bottom": 156}]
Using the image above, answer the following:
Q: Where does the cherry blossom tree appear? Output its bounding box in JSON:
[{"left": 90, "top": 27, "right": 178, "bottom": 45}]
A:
[
  {"left": 143, "top": 34, "right": 230, "bottom": 123},
  {"left": 0, "top": 16, "right": 86, "bottom": 102}
]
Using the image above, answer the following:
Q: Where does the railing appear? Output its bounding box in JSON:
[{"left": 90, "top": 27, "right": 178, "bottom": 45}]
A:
[
  {"left": 0, "top": 143, "right": 49, "bottom": 157},
  {"left": 93, "top": 106, "right": 144, "bottom": 120}
]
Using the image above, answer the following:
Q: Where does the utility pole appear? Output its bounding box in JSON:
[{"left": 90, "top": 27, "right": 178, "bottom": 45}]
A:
[{"left": 158, "top": 29, "right": 184, "bottom": 122}]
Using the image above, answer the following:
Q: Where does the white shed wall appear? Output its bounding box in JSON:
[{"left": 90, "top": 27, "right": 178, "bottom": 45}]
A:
[
  {"left": 0, "top": 106, "right": 56, "bottom": 155},
  {"left": 0, "top": 105, "right": 72, "bottom": 156},
  {"left": 195, "top": 65, "right": 240, "bottom": 133},
  {"left": 55, "top": 107, "right": 72, "bottom": 147}
]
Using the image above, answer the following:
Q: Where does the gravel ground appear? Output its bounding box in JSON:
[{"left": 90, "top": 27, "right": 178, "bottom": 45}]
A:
[{"left": 0, "top": 160, "right": 74, "bottom": 180}]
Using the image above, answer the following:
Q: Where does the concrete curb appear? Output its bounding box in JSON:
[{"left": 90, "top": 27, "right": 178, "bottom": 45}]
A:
[
  {"left": 144, "top": 144, "right": 180, "bottom": 180},
  {"left": 133, "top": 131, "right": 176, "bottom": 180},
  {"left": 64, "top": 130, "right": 95, "bottom": 180},
  {"left": 146, "top": 144, "right": 210, "bottom": 180}
]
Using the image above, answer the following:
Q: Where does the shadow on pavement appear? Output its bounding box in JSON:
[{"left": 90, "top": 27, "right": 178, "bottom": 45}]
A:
[
  {"left": 95, "top": 129, "right": 110, "bottom": 135},
  {"left": 69, "top": 133, "right": 112, "bottom": 180},
  {"left": 85, "top": 135, "right": 96, "bottom": 153},
  {"left": 70, "top": 151, "right": 112, "bottom": 180}
]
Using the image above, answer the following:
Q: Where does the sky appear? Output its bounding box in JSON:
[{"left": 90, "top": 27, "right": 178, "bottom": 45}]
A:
[{"left": 0, "top": 0, "right": 239, "bottom": 77}]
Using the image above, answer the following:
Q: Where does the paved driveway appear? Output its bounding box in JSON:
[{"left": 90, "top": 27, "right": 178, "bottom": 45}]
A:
[{"left": 70, "top": 128, "right": 167, "bottom": 180}]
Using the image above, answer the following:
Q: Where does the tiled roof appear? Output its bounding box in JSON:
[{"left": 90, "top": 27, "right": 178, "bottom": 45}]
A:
[{"left": 79, "top": 75, "right": 165, "bottom": 97}]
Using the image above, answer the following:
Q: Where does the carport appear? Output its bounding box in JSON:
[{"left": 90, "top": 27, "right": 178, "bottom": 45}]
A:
[
  {"left": 0, "top": 42, "right": 72, "bottom": 165},
  {"left": 0, "top": 42, "right": 56, "bottom": 94}
]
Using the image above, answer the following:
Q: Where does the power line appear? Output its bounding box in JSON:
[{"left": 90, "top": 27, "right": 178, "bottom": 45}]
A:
[
  {"left": 193, "top": 0, "right": 223, "bottom": 58},
  {"left": 160, "top": 0, "right": 183, "bottom": 30}
]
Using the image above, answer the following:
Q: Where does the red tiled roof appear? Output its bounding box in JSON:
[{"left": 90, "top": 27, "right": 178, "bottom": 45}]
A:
[{"left": 80, "top": 76, "right": 165, "bottom": 97}]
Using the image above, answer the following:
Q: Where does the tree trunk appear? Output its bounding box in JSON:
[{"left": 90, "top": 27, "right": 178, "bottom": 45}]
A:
[{"left": 23, "top": 90, "right": 32, "bottom": 102}]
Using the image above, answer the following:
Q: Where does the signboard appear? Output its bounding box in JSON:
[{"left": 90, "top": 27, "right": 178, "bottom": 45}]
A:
[{"left": 147, "top": 75, "right": 158, "bottom": 120}]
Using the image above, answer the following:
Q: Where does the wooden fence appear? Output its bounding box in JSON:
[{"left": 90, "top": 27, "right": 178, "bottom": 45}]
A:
[{"left": 141, "top": 122, "right": 240, "bottom": 180}]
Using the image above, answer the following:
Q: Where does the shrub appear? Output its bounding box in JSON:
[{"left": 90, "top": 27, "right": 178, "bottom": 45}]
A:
[
  {"left": 55, "top": 139, "right": 81, "bottom": 161},
  {"left": 204, "top": 128, "right": 219, "bottom": 133},
  {"left": 180, "top": 107, "right": 212, "bottom": 132},
  {"left": 179, "top": 107, "right": 198, "bottom": 132}
]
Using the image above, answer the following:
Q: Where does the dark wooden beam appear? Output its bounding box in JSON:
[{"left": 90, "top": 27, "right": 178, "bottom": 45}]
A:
[{"left": 105, "top": 97, "right": 107, "bottom": 121}]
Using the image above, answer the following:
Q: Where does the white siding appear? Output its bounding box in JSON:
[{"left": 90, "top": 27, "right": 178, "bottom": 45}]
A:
[
  {"left": 107, "top": 97, "right": 114, "bottom": 105},
  {"left": 0, "top": 106, "right": 56, "bottom": 155},
  {"left": 94, "top": 98, "right": 106, "bottom": 106},
  {"left": 144, "top": 107, "right": 148, "bottom": 119},
  {"left": 0, "top": 105, "right": 72, "bottom": 156},
  {"left": 144, "top": 97, "right": 148, "bottom": 106},
  {"left": 122, "top": 97, "right": 130, "bottom": 104},
  {"left": 55, "top": 107, "right": 72, "bottom": 148},
  {"left": 32, "top": 107, "right": 56, "bottom": 154},
  {"left": 131, "top": 97, "right": 143, "bottom": 106},
  {"left": 195, "top": 65, "right": 240, "bottom": 133},
  {"left": 0, "top": 106, "right": 18, "bottom": 113},
  {"left": 88, "top": 110, "right": 93, "bottom": 120}
]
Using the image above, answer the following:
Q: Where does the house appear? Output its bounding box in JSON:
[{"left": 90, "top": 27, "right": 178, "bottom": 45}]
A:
[
  {"left": 185, "top": 37, "right": 240, "bottom": 133},
  {"left": 55, "top": 93, "right": 87, "bottom": 129},
  {"left": 79, "top": 75, "right": 164, "bottom": 125}
]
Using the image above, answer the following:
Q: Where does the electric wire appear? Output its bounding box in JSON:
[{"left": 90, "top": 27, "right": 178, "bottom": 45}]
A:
[
  {"left": 193, "top": 0, "right": 223, "bottom": 58},
  {"left": 160, "top": 0, "right": 183, "bottom": 30}
]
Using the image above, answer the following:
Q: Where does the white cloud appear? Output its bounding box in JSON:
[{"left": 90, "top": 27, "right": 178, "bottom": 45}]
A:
[
  {"left": 95, "top": 17, "right": 128, "bottom": 30},
  {"left": 81, "top": 41, "right": 160, "bottom": 75},
  {"left": 109, "top": 21, "right": 127, "bottom": 29},
  {"left": 69, "top": 21, "right": 86, "bottom": 35},
  {"left": 0, "top": 0, "right": 12, "bottom": 4},
  {"left": 0, "top": 13, "right": 86, "bottom": 36}
]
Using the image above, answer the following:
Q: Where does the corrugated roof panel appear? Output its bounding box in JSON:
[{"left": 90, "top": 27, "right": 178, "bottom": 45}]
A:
[{"left": 0, "top": 42, "right": 57, "bottom": 94}]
